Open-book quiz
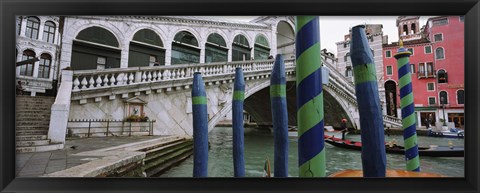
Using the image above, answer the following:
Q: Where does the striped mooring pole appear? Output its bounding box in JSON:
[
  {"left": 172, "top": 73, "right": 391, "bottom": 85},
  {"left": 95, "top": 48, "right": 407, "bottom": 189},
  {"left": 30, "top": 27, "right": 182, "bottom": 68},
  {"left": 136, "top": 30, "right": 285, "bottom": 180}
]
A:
[
  {"left": 295, "top": 16, "right": 326, "bottom": 177},
  {"left": 192, "top": 72, "right": 208, "bottom": 177},
  {"left": 394, "top": 39, "right": 421, "bottom": 172},
  {"left": 270, "top": 54, "right": 289, "bottom": 177},
  {"left": 232, "top": 68, "right": 246, "bottom": 177},
  {"left": 350, "top": 25, "right": 387, "bottom": 177}
]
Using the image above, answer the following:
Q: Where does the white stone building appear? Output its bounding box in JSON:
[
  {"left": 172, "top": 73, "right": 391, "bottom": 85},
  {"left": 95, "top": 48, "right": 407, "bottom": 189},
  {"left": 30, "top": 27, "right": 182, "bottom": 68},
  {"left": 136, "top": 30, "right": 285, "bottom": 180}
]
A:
[{"left": 335, "top": 24, "right": 389, "bottom": 114}]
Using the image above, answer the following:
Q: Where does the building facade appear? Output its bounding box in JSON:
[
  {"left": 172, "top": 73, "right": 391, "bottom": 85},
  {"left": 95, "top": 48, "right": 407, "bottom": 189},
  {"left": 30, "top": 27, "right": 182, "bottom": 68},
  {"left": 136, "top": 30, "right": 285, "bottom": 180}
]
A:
[
  {"left": 382, "top": 16, "right": 465, "bottom": 128},
  {"left": 16, "top": 16, "right": 62, "bottom": 96}
]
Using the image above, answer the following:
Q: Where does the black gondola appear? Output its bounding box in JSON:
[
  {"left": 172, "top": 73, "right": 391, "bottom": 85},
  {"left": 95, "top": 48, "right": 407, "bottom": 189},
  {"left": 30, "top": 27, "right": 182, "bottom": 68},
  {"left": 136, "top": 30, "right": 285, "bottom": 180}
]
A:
[{"left": 324, "top": 135, "right": 464, "bottom": 157}]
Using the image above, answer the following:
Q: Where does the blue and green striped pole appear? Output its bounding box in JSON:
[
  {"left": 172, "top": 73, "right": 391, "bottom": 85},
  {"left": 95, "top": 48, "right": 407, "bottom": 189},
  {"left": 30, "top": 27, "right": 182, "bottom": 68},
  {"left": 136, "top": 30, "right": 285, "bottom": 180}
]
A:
[
  {"left": 270, "top": 54, "right": 289, "bottom": 177},
  {"left": 350, "top": 25, "right": 386, "bottom": 177},
  {"left": 295, "top": 16, "right": 326, "bottom": 177},
  {"left": 192, "top": 72, "right": 208, "bottom": 177},
  {"left": 232, "top": 68, "right": 245, "bottom": 177},
  {"left": 394, "top": 40, "right": 420, "bottom": 172}
]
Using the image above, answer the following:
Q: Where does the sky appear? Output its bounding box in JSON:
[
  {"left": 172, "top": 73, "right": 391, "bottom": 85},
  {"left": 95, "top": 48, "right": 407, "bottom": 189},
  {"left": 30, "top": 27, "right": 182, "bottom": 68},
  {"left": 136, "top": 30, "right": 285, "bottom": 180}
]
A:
[{"left": 223, "top": 16, "right": 434, "bottom": 56}]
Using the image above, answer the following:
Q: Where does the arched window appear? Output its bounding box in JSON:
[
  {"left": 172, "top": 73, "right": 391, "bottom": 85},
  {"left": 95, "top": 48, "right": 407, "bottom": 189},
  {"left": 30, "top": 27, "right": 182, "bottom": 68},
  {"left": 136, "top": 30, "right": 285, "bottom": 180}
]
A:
[
  {"left": 344, "top": 52, "right": 350, "bottom": 62},
  {"left": 457, "top": 90, "right": 464, "bottom": 104},
  {"left": 72, "top": 26, "right": 121, "bottom": 70},
  {"left": 411, "top": 23, "right": 416, "bottom": 34},
  {"left": 43, "top": 21, "right": 56, "bottom": 43},
  {"left": 171, "top": 31, "right": 200, "bottom": 65},
  {"left": 20, "top": 50, "right": 35, "bottom": 76},
  {"left": 232, "top": 34, "right": 251, "bottom": 61},
  {"left": 38, "top": 53, "right": 51, "bottom": 78},
  {"left": 403, "top": 25, "right": 409, "bottom": 35},
  {"left": 254, "top": 35, "right": 270, "bottom": 60},
  {"left": 205, "top": 33, "right": 227, "bottom": 63},
  {"left": 437, "top": 69, "right": 448, "bottom": 83},
  {"left": 439, "top": 91, "right": 448, "bottom": 104},
  {"left": 25, "top": 17, "right": 40, "bottom": 39},
  {"left": 129, "top": 29, "right": 165, "bottom": 67},
  {"left": 435, "top": 47, "right": 445, "bottom": 60}
]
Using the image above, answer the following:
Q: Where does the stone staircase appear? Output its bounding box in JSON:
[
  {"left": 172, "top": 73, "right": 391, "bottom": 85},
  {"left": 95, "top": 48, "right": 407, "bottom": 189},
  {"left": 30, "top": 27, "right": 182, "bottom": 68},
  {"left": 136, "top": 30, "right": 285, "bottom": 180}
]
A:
[
  {"left": 16, "top": 96, "right": 63, "bottom": 153},
  {"left": 141, "top": 137, "right": 194, "bottom": 177}
]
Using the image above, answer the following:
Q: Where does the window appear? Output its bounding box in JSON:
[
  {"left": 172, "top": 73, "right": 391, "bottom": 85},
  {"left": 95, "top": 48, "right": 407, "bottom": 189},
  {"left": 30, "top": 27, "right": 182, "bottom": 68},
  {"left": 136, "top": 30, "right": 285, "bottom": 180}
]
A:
[
  {"left": 38, "top": 53, "right": 51, "bottom": 78},
  {"left": 43, "top": 21, "right": 56, "bottom": 43},
  {"left": 345, "top": 67, "right": 352, "bottom": 77},
  {"left": 403, "top": 25, "right": 409, "bottom": 35},
  {"left": 254, "top": 35, "right": 270, "bottom": 61},
  {"left": 17, "top": 17, "right": 22, "bottom": 35},
  {"left": 407, "top": 48, "right": 414, "bottom": 55},
  {"left": 97, "top": 56, "right": 106, "bottom": 70},
  {"left": 426, "top": 62, "right": 434, "bottom": 77},
  {"left": 434, "top": 34, "right": 443, "bottom": 42},
  {"left": 459, "top": 16, "right": 464, "bottom": 22},
  {"left": 428, "top": 97, "right": 436, "bottom": 106},
  {"left": 385, "top": 50, "right": 391, "bottom": 58},
  {"left": 20, "top": 50, "right": 35, "bottom": 76},
  {"left": 439, "top": 91, "right": 448, "bottom": 104},
  {"left": 435, "top": 47, "right": 445, "bottom": 60},
  {"left": 25, "top": 17, "right": 40, "bottom": 39},
  {"left": 432, "top": 18, "right": 448, "bottom": 26},
  {"left": 437, "top": 69, "right": 448, "bottom": 83},
  {"left": 424, "top": 45, "right": 432, "bottom": 54},
  {"left": 411, "top": 23, "right": 416, "bottom": 34},
  {"left": 418, "top": 63, "right": 425, "bottom": 77},
  {"left": 344, "top": 52, "right": 350, "bottom": 62},
  {"left": 172, "top": 31, "right": 200, "bottom": 64},
  {"left": 427, "top": 82, "right": 435, "bottom": 91},
  {"left": 410, "top": 64, "right": 416, "bottom": 73},
  {"left": 232, "top": 34, "right": 251, "bottom": 62},
  {"left": 386, "top": 66, "right": 393, "bottom": 75},
  {"left": 457, "top": 90, "right": 464, "bottom": 104}
]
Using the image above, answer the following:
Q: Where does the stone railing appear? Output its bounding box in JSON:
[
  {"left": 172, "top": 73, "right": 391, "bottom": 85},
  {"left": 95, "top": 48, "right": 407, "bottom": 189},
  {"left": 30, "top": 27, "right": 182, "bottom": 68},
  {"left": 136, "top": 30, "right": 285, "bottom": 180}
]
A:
[
  {"left": 71, "top": 59, "right": 295, "bottom": 101},
  {"left": 383, "top": 114, "right": 403, "bottom": 127}
]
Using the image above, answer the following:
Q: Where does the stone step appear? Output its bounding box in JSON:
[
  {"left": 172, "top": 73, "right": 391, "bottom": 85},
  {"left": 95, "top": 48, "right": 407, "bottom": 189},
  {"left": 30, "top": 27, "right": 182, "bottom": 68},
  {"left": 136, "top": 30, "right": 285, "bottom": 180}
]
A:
[
  {"left": 144, "top": 139, "right": 192, "bottom": 162},
  {"left": 16, "top": 135, "right": 48, "bottom": 141},
  {"left": 16, "top": 110, "right": 51, "bottom": 114},
  {"left": 16, "top": 115, "right": 51, "bottom": 120},
  {"left": 16, "top": 130, "right": 49, "bottom": 135},
  {"left": 15, "top": 107, "right": 52, "bottom": 111},
  {"left": 16, "top": 120, "right": 50, "bottom": 125},
  {"left": 145, "top": 143, "right": 193, "bottom": 177},
  {"left": 16, "top": 126, "right": 49, "bottom": 130},
  {"left": 16, "top": 139, "right": 51, "bottom": 147},
  {"left": 16, "top": 143, "right": 64, "bottom": 153}
]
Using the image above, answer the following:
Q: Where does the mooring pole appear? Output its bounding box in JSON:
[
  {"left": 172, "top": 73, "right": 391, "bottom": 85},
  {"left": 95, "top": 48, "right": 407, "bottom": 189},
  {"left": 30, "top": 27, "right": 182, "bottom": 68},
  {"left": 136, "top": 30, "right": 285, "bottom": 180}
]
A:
[
  {"left": 394, "top": 39, "right": 421, "bottom": 172},
  {"left": 295, "top": 16, "right": 326, "bottom": 177},
  {"left": 192, "top": 72, "right": 208, "bottom": 177},
  {"left": 350, "top": 25, "right": 387, "bottom": 177},
  {"left": 232, "top": 67, "right": 245, "bottom": 177},
  {"left": 270, "top": 54, "right": 289, "bottom": 177}
]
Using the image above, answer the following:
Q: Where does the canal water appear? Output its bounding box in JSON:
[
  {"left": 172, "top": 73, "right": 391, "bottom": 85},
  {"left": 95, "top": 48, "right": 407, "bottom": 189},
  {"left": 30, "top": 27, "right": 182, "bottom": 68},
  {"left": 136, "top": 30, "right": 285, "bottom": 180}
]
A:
[{"left": 160, "top": 126, "right": 464, "bottom": 177}]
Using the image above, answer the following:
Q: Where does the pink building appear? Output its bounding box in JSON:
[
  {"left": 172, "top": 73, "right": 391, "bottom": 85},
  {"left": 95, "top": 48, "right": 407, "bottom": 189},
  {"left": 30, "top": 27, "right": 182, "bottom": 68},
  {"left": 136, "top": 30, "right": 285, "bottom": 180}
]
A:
[{"left": 382, "top": 16, "right": 464, "bottom": 129}]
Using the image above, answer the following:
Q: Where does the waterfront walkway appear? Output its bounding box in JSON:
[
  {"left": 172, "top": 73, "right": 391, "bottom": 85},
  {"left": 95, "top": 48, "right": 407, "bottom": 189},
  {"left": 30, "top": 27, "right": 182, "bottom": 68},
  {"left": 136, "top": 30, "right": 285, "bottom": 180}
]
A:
[{"left": 15, "top": 136, "right": 167, "bottom": 177}]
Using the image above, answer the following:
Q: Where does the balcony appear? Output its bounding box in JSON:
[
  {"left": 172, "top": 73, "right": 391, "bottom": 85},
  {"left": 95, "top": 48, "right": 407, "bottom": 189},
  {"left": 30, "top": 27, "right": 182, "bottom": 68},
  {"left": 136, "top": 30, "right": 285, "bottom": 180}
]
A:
[{"left": 417, "top": 70, "right": 436, "bottom": 79}]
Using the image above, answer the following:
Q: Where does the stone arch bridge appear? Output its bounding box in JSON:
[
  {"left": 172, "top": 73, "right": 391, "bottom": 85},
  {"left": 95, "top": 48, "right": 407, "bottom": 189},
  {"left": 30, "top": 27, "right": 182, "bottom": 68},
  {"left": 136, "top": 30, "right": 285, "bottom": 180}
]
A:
[{"left": 50, "top": 58, "right": 402, "bottom": 140}]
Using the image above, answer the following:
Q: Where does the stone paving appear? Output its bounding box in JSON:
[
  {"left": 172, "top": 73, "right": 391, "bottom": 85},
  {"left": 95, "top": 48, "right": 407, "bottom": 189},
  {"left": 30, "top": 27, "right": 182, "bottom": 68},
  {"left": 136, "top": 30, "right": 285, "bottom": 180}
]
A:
[{"left": 15, "top": 136, "right": 166, "bottom": 177}]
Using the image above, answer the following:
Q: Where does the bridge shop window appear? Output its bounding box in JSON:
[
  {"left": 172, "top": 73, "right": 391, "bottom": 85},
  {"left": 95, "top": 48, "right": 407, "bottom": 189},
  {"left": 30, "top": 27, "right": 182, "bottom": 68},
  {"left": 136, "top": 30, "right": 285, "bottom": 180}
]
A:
[
  {"left": 232, "top": 34, "right": 251, "bottom": 61},
  {"left": 254, "top": 34, "right": 270, "bottom": 60},
  {"left": 71, "top": 26, "right": 121, "bottom": 70},
  {"left": 25, "top": 16, "right": 40, "bottom": 39},
  {"left": 437, "top": 69, "right": 448, "bottom": 83},
  {"left": 20, "top": 49, "right": 36, "bottom": 76},
  {"left": 129, "top": 29, "right": 165, "bottom": 67},
  {"left": 171, "top": 31, "right": 200, "bottom": 65},
  {"left": 457, "top": 90, "right": 464, "bottom": 104},
  {"left": 205, "top": 33, "right": 228, "bottom": 63},
  {"left": 43, "top": 21, "right": 56, "bottom": 43},
  {"left": 38, "top": 53, "right": 51, "bottom": 79}
]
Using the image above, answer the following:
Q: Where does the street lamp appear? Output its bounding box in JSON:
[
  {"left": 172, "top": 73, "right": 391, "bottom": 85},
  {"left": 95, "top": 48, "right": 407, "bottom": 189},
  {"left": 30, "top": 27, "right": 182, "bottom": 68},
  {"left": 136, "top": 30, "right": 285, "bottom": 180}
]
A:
[{"left": 441, "top": 96, "right": 447, "bottom": 126}]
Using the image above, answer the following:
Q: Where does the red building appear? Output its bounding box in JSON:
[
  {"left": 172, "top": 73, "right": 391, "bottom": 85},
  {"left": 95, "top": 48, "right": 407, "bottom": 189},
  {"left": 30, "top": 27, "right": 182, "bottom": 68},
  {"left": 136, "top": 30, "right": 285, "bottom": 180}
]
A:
[{"left": 382, "top": 16, "right": 464, "bottom": 129}]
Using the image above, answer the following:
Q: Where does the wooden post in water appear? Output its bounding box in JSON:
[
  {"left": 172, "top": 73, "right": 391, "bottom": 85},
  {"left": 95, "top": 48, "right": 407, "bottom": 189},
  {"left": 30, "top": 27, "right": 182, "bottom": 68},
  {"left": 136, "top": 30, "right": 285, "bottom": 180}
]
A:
[
  {"left": 350, "top": 25, "right": 387, "bottom": 177},
  {"left": 192, "top": 72, "right": 208, "bottom": 177},
  {"left": 270, "top": 54, "right": 289, "bottom": 177},
  {"left": 232, "top": 68, "right": 245, "bottom": 177}
]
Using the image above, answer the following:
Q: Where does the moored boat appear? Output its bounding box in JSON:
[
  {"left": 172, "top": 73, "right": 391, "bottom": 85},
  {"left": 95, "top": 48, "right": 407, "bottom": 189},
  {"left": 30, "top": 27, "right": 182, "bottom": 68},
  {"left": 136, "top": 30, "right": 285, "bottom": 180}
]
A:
[{"left": 324, "top": 135, "right": 464, "bottom": 157}]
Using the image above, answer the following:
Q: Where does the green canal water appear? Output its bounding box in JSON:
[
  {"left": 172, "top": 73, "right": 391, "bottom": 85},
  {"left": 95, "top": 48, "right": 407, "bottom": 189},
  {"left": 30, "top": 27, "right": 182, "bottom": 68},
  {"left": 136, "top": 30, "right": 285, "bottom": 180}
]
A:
[{"left": 160, "top": 126, "right": 464, "bottom": 177}]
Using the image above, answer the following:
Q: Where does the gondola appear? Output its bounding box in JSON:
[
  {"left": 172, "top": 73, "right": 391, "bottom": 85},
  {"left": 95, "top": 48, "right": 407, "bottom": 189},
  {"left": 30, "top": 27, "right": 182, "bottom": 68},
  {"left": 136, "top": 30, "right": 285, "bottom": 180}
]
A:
[{"left": 324, "top": 135, "right": 464, "bottom": 157}]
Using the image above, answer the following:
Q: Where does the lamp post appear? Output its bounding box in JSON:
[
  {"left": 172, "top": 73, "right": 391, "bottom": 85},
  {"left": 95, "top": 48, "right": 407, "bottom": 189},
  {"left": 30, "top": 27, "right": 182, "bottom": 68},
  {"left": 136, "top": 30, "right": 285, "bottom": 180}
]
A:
[{"left": 441, "top": 96, "right": 447, "bottom": 126}]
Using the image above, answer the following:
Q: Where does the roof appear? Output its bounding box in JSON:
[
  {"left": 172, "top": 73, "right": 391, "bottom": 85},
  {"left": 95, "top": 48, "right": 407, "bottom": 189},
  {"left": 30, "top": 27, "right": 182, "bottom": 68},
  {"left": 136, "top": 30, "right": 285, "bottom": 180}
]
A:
[{"left": 383, "top": 38, "right": 431, "bottom": 48}]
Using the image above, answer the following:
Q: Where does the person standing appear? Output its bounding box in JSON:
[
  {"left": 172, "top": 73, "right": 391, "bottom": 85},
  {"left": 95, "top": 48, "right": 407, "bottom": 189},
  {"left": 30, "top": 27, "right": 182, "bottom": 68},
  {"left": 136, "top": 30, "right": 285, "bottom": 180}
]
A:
[{"left": 341, "top": 118, "right": 347, "bottom": 140}]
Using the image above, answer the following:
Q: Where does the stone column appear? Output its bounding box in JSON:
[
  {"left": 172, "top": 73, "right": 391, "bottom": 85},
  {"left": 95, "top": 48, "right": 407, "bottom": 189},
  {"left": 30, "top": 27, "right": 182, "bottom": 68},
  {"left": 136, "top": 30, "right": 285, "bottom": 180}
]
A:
[
  {"left": 38, "top": 20, "right": 46, "bottom": 41},
  {"left": 20, "top": 16, "right": 27, "bottom": 38}
]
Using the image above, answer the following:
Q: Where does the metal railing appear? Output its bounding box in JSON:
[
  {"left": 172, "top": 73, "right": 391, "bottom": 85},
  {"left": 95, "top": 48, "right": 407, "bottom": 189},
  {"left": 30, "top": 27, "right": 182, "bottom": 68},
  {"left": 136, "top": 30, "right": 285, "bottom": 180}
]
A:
[{"left": 67, "top": 119, "right": 155, "bottom": 138}]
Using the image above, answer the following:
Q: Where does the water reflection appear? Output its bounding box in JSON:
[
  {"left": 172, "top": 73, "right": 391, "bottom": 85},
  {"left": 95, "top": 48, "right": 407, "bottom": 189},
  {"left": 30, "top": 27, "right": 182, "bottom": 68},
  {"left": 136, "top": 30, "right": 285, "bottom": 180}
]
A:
[{"left": 160, "top": 127, "right": 464, "bottom": 177}]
